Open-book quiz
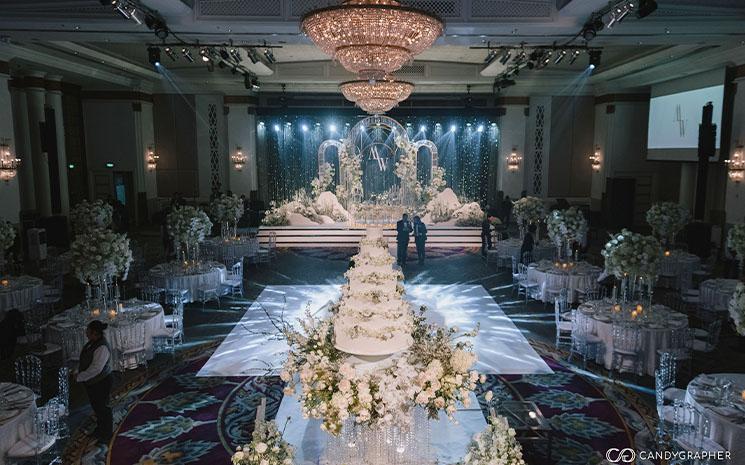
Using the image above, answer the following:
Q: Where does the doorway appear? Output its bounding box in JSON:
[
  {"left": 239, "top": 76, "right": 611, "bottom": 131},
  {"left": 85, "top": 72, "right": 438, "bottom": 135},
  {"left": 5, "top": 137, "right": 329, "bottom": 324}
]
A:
[{"left": 113, "top": 171, "right": 134, "bottom": 233}]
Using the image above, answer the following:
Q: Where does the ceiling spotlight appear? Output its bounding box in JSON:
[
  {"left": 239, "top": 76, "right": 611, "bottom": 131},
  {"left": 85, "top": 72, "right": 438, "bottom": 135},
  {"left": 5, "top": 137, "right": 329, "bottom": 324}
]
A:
[
  {"left": 219, "top": 49, "right": 230, "bottom": 61},
  {"left": 513, "top": 51, "right": 527, "bottom": 63},
  {"left": 329, "top": 124, "right": 337, "bottom": 132},
  {"left": 201, "top": 49, "right": 211, "bottom": 62},
  {"left": 147, "top": 46, "right": 160, "bottom": 67},
  {"left": 477, "top": 125, "right": 484, "bottom": 132},
  {"left": 263, "top": 48, "right": 276, "bottom": 64},
  {"left": 144, "top": 15, "right": 168, "bottom": 39},
  {"left": 589, "top": 50, "right": 602, "bottom": 68},
  {"left": 247, "top": 48, "right": 261, "bottom": 64},
  {"left": 273, "top": 124, "right": 280, "bottom": 132},
  {"left": 113, "top": 0, "right": 132, "bottom": 20},
  {"left": 230, "top": 48, "right": 242, "bottom": 62},
  {"left": 450, "top": 125, "right": 456, "bottom": 132},
  {"left": 484, "top": 49, "right": 499, "bottom": 65},
  {"left": 181, "top": 48, "right": 194, "bottom": 62},
  {"left": 607, "top": 1, "right": 634, "bottom": 28},
  {"left": 164, "top": 46, "right": 176, "bottom": 61},
  {"left": 581, "top": 16, "right": 604, "bottom": 41},
  {"left": 420, "top": 125, "right": 426, "bottom": 132},
  {"left": 129, "top": 8, "right": 143, "bottom": 25},
  {"left": 554, "top": 49, "right": 567, "bottom": 65},
  {"left": 636, "top": 0, "right": 657, "bottom": 19},
  {"left": 499, "top": 50, "right": 512, "bottom": 65},
  {"left": 302, "top": 124, "right": 308, "bottom": 132},
  {"left": 568, "top": 49, "right": 581, "bottom": 65}
]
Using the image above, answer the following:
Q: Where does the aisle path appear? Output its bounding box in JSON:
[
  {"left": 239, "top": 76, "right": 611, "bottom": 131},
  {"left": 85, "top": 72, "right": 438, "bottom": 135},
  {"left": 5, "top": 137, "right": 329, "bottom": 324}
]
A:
[{"left": 197, "top": 284, "right": 552, "bottom": 377}]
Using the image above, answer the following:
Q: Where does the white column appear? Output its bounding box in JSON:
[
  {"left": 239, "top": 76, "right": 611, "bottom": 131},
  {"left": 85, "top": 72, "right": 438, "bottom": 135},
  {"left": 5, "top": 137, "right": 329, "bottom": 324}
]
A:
[
  {"left": 25, "top": 71, "right": 52, "bottom": 216},
  {"left": 226, "top": 104, "right": 258, "bottom": 195},
  {"left": 10, "top": 83, "right": 35, "bottom": 212},
  {"left": 0, "top": 71, "right": 21, "bottom": 222},
  {"left": 44, "top": 75, "right": 70, "bottom": 215}
]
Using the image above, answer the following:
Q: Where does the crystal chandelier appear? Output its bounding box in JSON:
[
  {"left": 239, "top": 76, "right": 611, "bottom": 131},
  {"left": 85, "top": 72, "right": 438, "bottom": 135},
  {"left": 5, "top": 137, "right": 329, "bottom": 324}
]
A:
[
  {"left": 340, "top": 78, "right": 414, "bottom": 114},
  {"left": 232, "top": 146, "right": 247, "bottom": 171},
  {"left": 302, "top": 0, "right": 443, "bottom": 81},
  {"left": 726, "top": 143, "right": 744, "bottom": 183},
  {"left": 0, "top": 139, "right": 20, "bottom": 183}
]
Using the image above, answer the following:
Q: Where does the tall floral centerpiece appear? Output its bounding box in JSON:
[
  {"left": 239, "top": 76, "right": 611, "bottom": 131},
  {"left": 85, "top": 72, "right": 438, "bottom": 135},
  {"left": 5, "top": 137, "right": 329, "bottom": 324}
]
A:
[
  {"left": 167, "top": 205, "right": 212, "bottom": 264},
  {"left": 546, "top": 207, "right": 587, "bottom": 261},
  {"left": 232, "top": 418, "right": 294, "bottom": 465},
  {"left": 727, "top": 224, "right": 745, "bottom": 276},
  {"left": 602, "top": 229, "right": 661, "bottom": 304},
  {"left": 210, "top": 194, "right": 244, "bottom": 240},
  {"left": 646, "top": 202, "right": 690, "bottom": 247},
  {"left": 512, "top": 197, "right": 545, "bottom": 240},
  {"left": 0, "top": 219, "right": 16, "bottom": 273},
  {"left": 71, "top": 228, "right": 133, "bottom": 307},
  {"left": 728, "top": 283, "right": 745, "bottom": 337},
  {"left": 70, "top": 199, "right": 113, "bottom": 234}
]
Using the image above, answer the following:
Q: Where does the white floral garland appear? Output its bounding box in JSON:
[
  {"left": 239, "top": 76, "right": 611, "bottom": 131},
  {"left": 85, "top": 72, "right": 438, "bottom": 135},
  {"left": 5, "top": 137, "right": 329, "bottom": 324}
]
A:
[
  {"left": 71, "top": 228, "right": 133, "bottom": 284},
  {"left": 311, "top": 162, "right": 335, "bottom": 199},
  {"left": 512, "top": 197, "right": 545, "bottom": 225},
  {"left": 210, "top": 194, "right": 244, "bottom": 224},
  {"left": 394, "top": 137, "right": 423, "bottom": 205},
  {"left": 601, "top": 229, "right": 661, "bottom": 280},
  {"left": 0, "top": 219, "right": 16, "bottom": 251},
  {"left": 727, "top": 224, "right": 745, "bottom": 262},
  {"left": 456, "top": 414, "right": 526, "bottom": 465},
  {"left": 232, "top": 419, "right": 294, "bottom": 465},
  {"left": 646, "top": 202, "right": 690, "bottom": 243},
  {"left": 729, "top": 283, "right": 745, "bottom": 337},
  {"left": 70, "top": 199, "right": 113, "bottom": 233},
  {"left": 335, "top": 146, "right": 363, "bottom": 208},
  {"left": 546, "top": 207, "right": 587, "bottom": 247},
  {"left": 167, "top": 205, "right": 212, "bottom": 245}
]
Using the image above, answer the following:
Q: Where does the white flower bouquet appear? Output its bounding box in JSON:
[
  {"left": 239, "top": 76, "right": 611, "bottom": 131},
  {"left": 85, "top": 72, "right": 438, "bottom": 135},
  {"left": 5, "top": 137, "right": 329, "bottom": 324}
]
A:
[
  {"left": 512, "top": 197, "right": 545, "bottom": 225},
  {"left": 728, "top": 283, "right": 745, "bottom": 337},
  {"left": 546, "top": 207, "right": 587, "bottom": 247},
  {"left": 0, "top": 219, "right": 16, "bottom": 251},
  {"left": 601, "top": 229, "right": 661, "bottom": 280},
  {"left": 456, "top": 414, "right": 526, "bottom": 465},
  {"left": 70, "top": 199, "right": 113, "bottom": 233},
  {"left": 262, "top": 201, "right": 289, "bottom": 226},
  {"left": 727, "top": 224, "right": 745, "bottom": 262},
  {"left": 210, "top": 194, "right": 244, "bottom": 224},
  {"left": 646, "top": 202, "right": 690, "bottom": 244},
  {"left": 454, "top": 202, "right": 484, "bottom": 227},
  {"left": 336, "top": 147, "right": 363, "bottom": 208},
  {"left": 71, "top": 228, "right": 133, "bottom": 283},
  {"left": 232, "top": 419, "right": 294, "bottom": 465},
  {"left": 167, "top": 205, "right": 212, "bottom": 245},
  {"left": 311, "top": 162, "right": 335, "bottom": 199}
]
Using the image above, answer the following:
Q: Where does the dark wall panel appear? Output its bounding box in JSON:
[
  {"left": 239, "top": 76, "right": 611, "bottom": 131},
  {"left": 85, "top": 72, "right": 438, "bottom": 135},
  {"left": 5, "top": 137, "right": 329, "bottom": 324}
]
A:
[
  {"left": 153, "top": 94, "right": 198, "bottom": 197},
  {"left": 548, "top": 96, "right": 594, "bottom": 198}
]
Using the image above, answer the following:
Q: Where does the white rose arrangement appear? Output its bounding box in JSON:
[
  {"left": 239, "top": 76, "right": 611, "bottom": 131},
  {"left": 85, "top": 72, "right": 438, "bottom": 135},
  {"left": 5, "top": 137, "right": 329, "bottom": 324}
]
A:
[
  {"left": 456, "top": 414, "right": 526, "bottom": 465},
  {"left": 422, "top": 166, "right": 447, "bottom": 205},
  {"left": 311, "top": 162, "right": 335, "bottom": 199},
  {"left": 727, "top": 224, "right": 745, "bottom": 262},
  {"left": 512, "top": 197, "right": 545, "bottom": 225},
  {"left": 728, "top": 283, "right": 745, "bottom": 337},
  {"left": 601, "top": 229, "right": 661, "bottom": 280},
  {"left": 232, "top": 419, "right": 294, "bottom": 465},
  {"left": 263, "top": 201, "right": 290, "bottom": 226},
  {"left": 546, "top": 207, "right": 587, "bottom": 247},
  {"left": 167, "top": 205, "right": 212, "bottom": 245},
  {"left": 335, "top": 146, "right": 363, "bottom": 208},
  {"left": 646, "top": 202, "right": 690, "bottom": 244},
  {"left": 0, "top": 219, "right": 16, "bottom": 251},
  {"left": 70, "top": 199, "right": 113, "bottom": 233},
  {"left": 394, "top": 138, "right": 423, "bottom": 204},
  {"left": 210, "top": 194, "right": 244, "bottom": 224},
  {"left": 70, "top": 228, "right": 133, "bottom": 284},
  {"left": 454, "top": 202, "right": 485, "bottom": 227}
]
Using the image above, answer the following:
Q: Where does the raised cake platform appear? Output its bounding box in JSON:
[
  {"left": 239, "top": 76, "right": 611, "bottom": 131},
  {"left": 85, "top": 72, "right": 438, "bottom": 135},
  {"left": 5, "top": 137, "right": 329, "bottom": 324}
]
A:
[{"left": 257, "top": 225, "right": 482, "bottom": 248}]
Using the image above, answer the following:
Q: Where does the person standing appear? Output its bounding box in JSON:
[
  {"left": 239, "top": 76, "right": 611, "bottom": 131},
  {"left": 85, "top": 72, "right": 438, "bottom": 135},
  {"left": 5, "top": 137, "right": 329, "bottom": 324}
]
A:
[
  {"left": 396, "top": 213, "right": 412, "bottom": 266},
  {"left": 76, "top": 320, "right": 113, "bottom": 443},
  {"left": 413, "top": 216, "right": 428, "bottom": 265},
  {"left": 480, "top": 214, "right": 492, "bottom": 256},
  {"left": 520, "top": 223, "right": 537, "bottom": 264}
]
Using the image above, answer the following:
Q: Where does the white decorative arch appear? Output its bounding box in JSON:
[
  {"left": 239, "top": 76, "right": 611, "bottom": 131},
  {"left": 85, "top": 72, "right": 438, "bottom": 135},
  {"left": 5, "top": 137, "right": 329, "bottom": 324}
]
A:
[
  {"left": 411, "top": 140, "right": 439, "bottom": 180},
  {"left": 317, "top": 140, "right": 344, "bottom": 182}
]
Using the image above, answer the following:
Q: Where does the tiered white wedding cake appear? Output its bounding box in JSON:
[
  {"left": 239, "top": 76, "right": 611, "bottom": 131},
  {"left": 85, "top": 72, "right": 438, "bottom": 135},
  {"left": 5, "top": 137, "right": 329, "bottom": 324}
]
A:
[{"left": 334, "top": 228, "right": 414, "bottom": 357}]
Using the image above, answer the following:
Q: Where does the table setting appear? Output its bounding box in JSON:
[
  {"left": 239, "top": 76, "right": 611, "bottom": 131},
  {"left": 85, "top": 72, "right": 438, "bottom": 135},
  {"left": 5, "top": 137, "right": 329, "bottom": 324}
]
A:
[
  {"left": 578, "top": 300, "right": 689, "bottom": 376},
  {"left": 0, "top": 383, "right": 36, "bottom": 465},
  {"left": 527, "top": 259, "right": 602, "bottom": 303},
  {"left": 699, "top": 279, "right": 740, "bottom": 312},
  {"left": 0, "top": 275, "right": 44, "bottom": 315},
  {"left": 685, "top": 373, "right": 745, "bottom": 463},
  {"left": 202, "top": 236, "right": 258, "bottom": 265},
  {"left": 659, "top": 249, "right": 701, "bottom": 290},
  {"left": 149, "top": 260, "right": 226, "bottom": 303},
  {"left": 493, "top": 238, "right": 554, "bottom": 262}
]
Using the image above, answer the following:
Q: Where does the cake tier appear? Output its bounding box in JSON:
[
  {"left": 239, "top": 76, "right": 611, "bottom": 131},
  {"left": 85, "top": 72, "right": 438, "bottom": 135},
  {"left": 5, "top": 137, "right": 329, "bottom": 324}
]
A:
[
  {"left": 334, "top": 323, "right": 413, "bottom": 357},
  {"left": 336, "top": 296, "right": 410, "bottom": 321}
]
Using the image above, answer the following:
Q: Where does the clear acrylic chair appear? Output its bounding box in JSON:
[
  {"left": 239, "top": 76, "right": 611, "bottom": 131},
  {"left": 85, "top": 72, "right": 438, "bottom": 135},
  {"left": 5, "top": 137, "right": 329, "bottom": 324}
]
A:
[
  {"left": 670, "top": 402, "right": 725, "bottom": 464},
  {"left": 14, "top": 354, "right": 42, "bottom": 397},
  {"left": 554, "top": 302, "right": 573, "bottom": 349},
  {"left": 516, "top": 264, "right": 540, "bottom": 304},
  {"left": 6, "top": 397, "right": 60, "bottom": 465},
  {"left": 114, "top": 321, "right": 147, "bottom": 371},
  {"left": 139, "top": 285, "right": 165, "bottom": 304},
  {"left": 154, "top": 303, "right": 184, "bottom": 354},
  {"left": 56, "top": 367, "right": 70, "bottom": 438},
  {"left": 569, "top": 311, "right": 603, "bottom": 368},
  {"left": 221, "top": 260, "right": 244, "bottom": 297},
  {"left": 692, "top": 319, "right": 722, "bottom": 353},
  {"left": 61, "top": 332, "right": 86, "bottom": 367},
  {"left": 610, "top": 323, "right": 644, "bottom": 378}
]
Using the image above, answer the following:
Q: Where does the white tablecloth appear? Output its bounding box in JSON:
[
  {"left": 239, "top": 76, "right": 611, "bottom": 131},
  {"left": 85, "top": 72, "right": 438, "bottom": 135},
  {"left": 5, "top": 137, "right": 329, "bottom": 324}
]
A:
[
  {"left": 493, "top": 238, "right": 554, "bottom": 262},
  {"left": 44, "top": 300, "right": 166, "bottom": 367},
  {"left": 685, "top": 373, "right": 745, "bottom": 464},
  {"left": 659, "top": 251, "right": 701, "bottom": 290},
  {"left": 699, "top": 279, "right": 740, "bottom": 312},
  {"left": 202, "top": 237, "right": 258, "bottom": 264},
  {"left": 0, "top": 276, "right": 43, "bottom": 314},
  {"left": 527, "top": 261, "right": 602, "bottom": 303},
  {"left": 149, "top": 261, "right": 226, "bottom": 303},
  {"left": 0, "top": 383, "right": 36, "bottom": 465},
  {"left": 579, "top": 301, "right": 689, "bottom": 376}
]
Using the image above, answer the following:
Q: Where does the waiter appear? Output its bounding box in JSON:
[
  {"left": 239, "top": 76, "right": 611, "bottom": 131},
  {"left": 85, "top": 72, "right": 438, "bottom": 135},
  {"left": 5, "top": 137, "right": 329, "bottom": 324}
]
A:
[
  {"left": 396, "top": 213, "right": 412, "bottom": 267},
  {"left": 76, "top": 320, "right": 113, "bottom": 443}
]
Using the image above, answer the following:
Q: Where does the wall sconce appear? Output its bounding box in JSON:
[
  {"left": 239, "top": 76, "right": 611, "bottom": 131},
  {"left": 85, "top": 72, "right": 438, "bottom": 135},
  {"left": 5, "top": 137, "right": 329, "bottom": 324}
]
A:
[
  {"left": 0, "top": 138, "right": 21, "bottom": 183},
  {"left": 232, "top": 146, "right": 247, "bottom": 171},
  {"left": 507, "top": 146, "right": 521, "bottom": 172},
  {"left": 726, "top": 143, "right": 744, "bottom": 183},
  {"left": 146, "top": 144, "right": 159, "bottom": 171},
  {"left": 589, "top": 146, "right": 601, "bottom": 172}
]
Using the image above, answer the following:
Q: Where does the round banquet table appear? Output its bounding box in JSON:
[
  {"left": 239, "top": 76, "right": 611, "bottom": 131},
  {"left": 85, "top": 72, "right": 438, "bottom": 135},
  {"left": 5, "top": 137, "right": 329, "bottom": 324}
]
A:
[
  {"left": 685, "top": 373, "right": 745, "bottom": 464},
  {"left": 699, "top": 279, "right": 740, "bottom": 312},
  {"left": 0, "top": 275, "right": 43, "bottom": 315},
  {"left": 202, "top": 237, "right": 258, "bottom": 265},
  {"left": 578, "top": 301, "right": 689, "bottom": 376},
  {"left": 493, "top": 238, "right": 554, "bottom": 262},
  {"left": 44, "top": 299, "right": 167, "bottom": 367},
  {"left": 659, "top": 250, "right": 701, "bottom": 291},
  {"left": 0, "top": 383, "right": 36, "bottom": 465},
  {"left": 149, "top": 261, "right": 226, "bottom": 303},
  {"left": 527, "top": 260, "right": 602, "bottom": 303}
]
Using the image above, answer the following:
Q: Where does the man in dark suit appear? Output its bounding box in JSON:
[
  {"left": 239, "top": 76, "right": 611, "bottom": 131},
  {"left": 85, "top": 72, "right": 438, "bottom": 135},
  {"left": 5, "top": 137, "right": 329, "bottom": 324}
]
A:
[
  {"left": 396, "top": 213, "right": 412, "bottom": 266},
  {"left": 413, "top": 216, "right": 428, "bottom": 265}
]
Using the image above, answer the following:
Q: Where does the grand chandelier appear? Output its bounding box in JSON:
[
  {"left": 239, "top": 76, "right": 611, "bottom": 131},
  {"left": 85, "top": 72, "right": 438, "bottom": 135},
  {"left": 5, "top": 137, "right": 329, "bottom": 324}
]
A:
[
  {"left": 340, "top": 78, "right": 414, "bottom": 114},
  {"left": 0, "top": 139, "right": 20, "bottom": 183},
  {"left": 302, "top": 0, "right": 443, "bottom": 80}
]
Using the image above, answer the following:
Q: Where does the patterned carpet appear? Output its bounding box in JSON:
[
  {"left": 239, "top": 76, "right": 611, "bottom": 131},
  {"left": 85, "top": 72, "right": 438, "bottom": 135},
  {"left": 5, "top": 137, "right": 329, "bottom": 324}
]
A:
[{"left": 64, "top": 342, "right": 657, "bottom": 465}]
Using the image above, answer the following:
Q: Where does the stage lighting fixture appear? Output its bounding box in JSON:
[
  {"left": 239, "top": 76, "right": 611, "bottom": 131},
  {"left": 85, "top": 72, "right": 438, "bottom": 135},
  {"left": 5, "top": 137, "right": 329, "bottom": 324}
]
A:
[
  {"left": 200, "top": 48, "right": 211, "bottom": 62},
  {"left": 129, "top": 8, "right": 143, "bottom": 25},
  {"left": 230, "top": 48, "right": 242, "bottom": 62},
  {"left": 329, "top": 124, "right": 337, "bottom": 132},
  {"left": 513, "top": 51, "right": 526, "bottom": 63},
  {"left": 554, "top": 49, "right": 567, "bottom": 65},
  {"left": 113, "top": 0, "right": 131, "bottom": 19},
  {"left": 144, "top": 15, "right": 169, "bottom": 39},
  {"left": 636, "top": 0, "right": 657, "bottom": 18},
  {"left": 181, "top": 48, "right": 194, "bottom": 62},
  {"left": 420, "top": 125, "right": 426, "bottom": 132},
  {"left": 273, "top": 124, "right": 280, "bottom": 132},
  {"left": 581, "top": 16, "right": 604, "bottom": 41},
  {"left": 477, "top": 125, "right": 484, "bottom": 132},
  {"left": 302, "top": 124, "right": 308, "bottom": 132},
  {"left": 244, "top": 73, "right": 260, "bottom": 91},
  {"left": 263, "top": 48, "right": 276, "bottom": 64},
  {"left": 484, "top": 49, "right": 498, "bottom": 65},
  {"left": 498, "top": 50, "right": 512, "bottom": 65},
  {"left": 537, "top": 51, "right": 552, "bottom": 69},
  {"left": 568, "top": 49, "right": 581, "bottom": 65},
  {"left": 164, "top": 47, "right": 176, "bottom": 61},
  {"left": 219, "top": 49, "right": 230, "bottom": 61},
  {"left": 147, "top": 46, "right": 160, "bottom": 66},
  {"left": 450, "top": 125, "right": 456, "bottom": 132},
  {"left": 247, "top": 48, "right": 261, "bottom": 64},
  {"left": 607, "top": 2, "right": 634, "bottom": 28},
  {"left": 589, "top": 50, "right": 602, "bottom": 68}
]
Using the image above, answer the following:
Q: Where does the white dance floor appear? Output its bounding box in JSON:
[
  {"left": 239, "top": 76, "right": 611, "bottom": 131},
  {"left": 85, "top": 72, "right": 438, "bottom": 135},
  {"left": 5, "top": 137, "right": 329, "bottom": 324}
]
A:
[{"left": 197, "top": 284, "right": 552, "bottom": 377}]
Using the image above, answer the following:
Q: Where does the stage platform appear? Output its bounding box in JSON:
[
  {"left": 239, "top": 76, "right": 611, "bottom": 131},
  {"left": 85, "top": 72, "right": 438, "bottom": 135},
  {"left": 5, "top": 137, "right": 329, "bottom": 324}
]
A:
[{"left": 257, "top": 224, "right": 482, "bottom": 248}]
